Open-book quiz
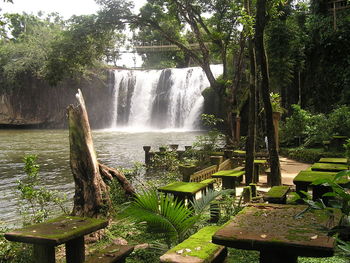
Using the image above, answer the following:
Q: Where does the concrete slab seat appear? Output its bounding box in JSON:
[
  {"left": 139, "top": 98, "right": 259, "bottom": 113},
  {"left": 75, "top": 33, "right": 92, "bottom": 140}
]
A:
[
  {"left": 263, "top": 186, "right": 290, "bottom": 204},
  {"left": 160, "top": 226, "right": 227, "bottom": 263},
  {"left": 211, "top": 170, "right": 245, "bottom": 195},
  {"left": 158, "top": 182, "right": 208, "bottom": 205},
  {"left": 4, "top": 215, "right": 108, "bottom": 263},
  {"left": 293, "top": 170, "right": 350, "bottom": 204},
  {"left": 318, "top": 157, "right": 348, "bottom": 165},
  {"left": 212, "top": 204, "right": 342, "bottom": 263},
  {"left": 311, "top": 162, "right": 348, "bottom": 172},
  {"left": 85, "top": 244, "right": 134, "bottom": 263}
]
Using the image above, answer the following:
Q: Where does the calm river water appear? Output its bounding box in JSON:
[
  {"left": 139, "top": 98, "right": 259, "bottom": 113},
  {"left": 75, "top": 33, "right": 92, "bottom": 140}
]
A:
[{"left": 0, "top": 129, "right": 203, "bottom": 226}]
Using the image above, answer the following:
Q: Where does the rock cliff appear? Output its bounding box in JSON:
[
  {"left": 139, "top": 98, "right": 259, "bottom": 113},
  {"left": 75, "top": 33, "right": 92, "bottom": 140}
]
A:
[{"left": 0, "top": 73, "right": 114, "bottom": 128}]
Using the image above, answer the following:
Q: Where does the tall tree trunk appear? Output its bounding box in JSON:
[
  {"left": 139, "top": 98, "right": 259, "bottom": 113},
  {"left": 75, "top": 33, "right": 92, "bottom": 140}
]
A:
[
  {"left": 68, "top": 89, "right": 135, "bottom": 218},
  {"left": 245, "top": 0, "right": 257, "bottom": 185},
  {"left": 255, "top": 0, "right": 281, "bottom": 186}
]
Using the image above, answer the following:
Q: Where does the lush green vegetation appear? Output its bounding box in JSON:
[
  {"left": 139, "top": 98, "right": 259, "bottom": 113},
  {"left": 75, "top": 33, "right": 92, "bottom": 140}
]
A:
[{"left": 1, "top": 0, "right": 350, "bottom": 262}]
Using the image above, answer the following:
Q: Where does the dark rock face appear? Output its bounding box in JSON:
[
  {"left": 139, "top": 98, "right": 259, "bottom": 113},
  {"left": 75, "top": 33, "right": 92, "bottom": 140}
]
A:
[{"left": 0, "top": 74, "right": 114, "bottom": 129}]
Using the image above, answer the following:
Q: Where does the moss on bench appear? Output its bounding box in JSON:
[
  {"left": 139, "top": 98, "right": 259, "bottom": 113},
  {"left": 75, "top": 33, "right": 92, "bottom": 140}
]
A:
[
  {"left": 160, "top": 226, "right": 226, "bottom": 263},
  {"left": 264, "top": 186, "right": 290, "bottom": 204},
  {"left": 311, "top": 162, "right": 348, "bottom": 172},
  {"left": 212, "top": 170, "right": 245, "bottom": 177},
  {"left": 158, "top": 182, "right": 207, "bottom": 194},
  {"left": 85, "top": 244, "right": 134, "bottom": 263}
]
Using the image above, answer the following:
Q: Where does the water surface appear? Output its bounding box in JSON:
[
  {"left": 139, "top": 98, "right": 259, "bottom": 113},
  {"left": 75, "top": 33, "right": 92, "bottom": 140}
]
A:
[{"left": 0, "top": 129, "right": 203, "bottom": 225}]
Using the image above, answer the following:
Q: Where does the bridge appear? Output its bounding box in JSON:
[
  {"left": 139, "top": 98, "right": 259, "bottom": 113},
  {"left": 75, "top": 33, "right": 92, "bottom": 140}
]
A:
[{"left": 118, "top": 42, "right": 206, "bottom": 53}]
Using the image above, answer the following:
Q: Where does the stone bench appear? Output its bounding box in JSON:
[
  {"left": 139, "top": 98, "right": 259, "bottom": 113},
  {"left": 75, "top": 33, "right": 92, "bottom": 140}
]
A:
[
  {"left": 160, "top": 226, "right": 227, "bottom": 263},
  {"left": 85, "top": 244, "right": 134, "bottom": 263},
  {"left": 264, "top": 186, "right": 290, "bottom": 204},
  {"left": 211, "top": 170, "right": 245, "bottom": 195}
]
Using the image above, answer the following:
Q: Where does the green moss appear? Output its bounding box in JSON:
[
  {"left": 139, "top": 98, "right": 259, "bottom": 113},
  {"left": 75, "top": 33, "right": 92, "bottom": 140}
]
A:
[
  {"left": 212, "top": 170, "right": 245, "bottom": 177},
  {"left": 158, "top": 182, "right": 206, "bottom": 193},
  {"left": 332, "top": 136, "right": 348, "bottom": 139},
  {"left": 200, "top": 178, "right": 216, "bottom": 185},
  {"left": 209, "top": 152, "right": 224, "bottom": 156},
  {"left": 253, "top": 160, "right": 267, "bottom": 164},
  {"left": 293, "top": 171, "right": 339, "bottom": 183},
  {"left": 7, "top": 215, "right": 108, "bottom": 243},
  {"left": 311, "top": 162, "right": 348, "bottom": 171},
  {"left": 234, "top": 150, "right": 246, "bottom": 154},
  {"left": 167, "top": 226, "right": 223, "bottom": 260},
  {"left": 319, "top": 158, "right": 348, "bottom": 164},
  {"left": 266, "top": 186, "right": 290, "bottom": 198}
]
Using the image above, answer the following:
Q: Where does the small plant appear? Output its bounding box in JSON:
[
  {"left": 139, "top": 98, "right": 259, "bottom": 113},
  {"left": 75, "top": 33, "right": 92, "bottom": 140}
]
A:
[
  {"left": 122, "top": 189, "right": 196, "bottom": 247},
  {"left": 344, "top": 139, "right": 350, "bottom": 162},
  {"left": 149, "top": 148, "right": 180, "bottom": 173},
  {"left": 270, "top": 92, "right": 285, "bottom": 113},
  {"left": 16, "top": 155, "right": 68, "bottom": 225},
  {"left": 296, "top": 170, "right": 350, "bottom": 255}
]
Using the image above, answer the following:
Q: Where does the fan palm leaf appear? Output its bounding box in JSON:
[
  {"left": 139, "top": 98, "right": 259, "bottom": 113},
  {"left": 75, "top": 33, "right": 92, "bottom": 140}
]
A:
[
  {"left": 123, "top": 189, "right": 197, "bottom": 243},
  {"left": 190, "top": 189, "right": 234, "bottom": 216}
]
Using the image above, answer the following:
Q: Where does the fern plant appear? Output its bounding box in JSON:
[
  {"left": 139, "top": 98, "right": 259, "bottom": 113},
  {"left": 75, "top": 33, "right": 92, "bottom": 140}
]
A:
[
  {"left": 123, "top": 189, "right": 197, "bottom": 247},
  {"left": 122, "top": 188, "right": 238, "bottom": 247}
]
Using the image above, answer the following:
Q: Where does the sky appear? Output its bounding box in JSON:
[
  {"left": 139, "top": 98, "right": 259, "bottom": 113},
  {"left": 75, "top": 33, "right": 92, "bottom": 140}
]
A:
[
  {"left": 1, "top": 0, "right": 146, "bottom": 67},
  {"left": 1, "top": 0, "right": 146, "bottom": 19}
]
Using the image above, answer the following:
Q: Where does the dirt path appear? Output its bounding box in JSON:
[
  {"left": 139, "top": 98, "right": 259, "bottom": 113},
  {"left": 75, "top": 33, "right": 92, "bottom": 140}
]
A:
[{"left": 237, "top": 156, "right": 311, "bottom": 194}]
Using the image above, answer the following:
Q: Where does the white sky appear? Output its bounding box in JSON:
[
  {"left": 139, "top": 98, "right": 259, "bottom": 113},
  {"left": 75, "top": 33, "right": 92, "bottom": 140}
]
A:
[
  {"left": 1, "top": 0, "right": 146, "bottom": 67},
  {"left": 1, "top": 0, "right": 146, "bottom": 19}
]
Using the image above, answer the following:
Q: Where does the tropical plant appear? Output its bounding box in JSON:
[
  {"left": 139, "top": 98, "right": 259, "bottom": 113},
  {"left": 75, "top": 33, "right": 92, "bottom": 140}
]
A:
[
  {"left": 122, "top": 188, "right": 236, "bottom": 247},
  {"left": 16, "top": 155, "right": 68, "bottom": 225},
  {"left": 296, "top": 170, "right": 350, "bottom": 254},
  {"left": 270, "top": 92, "right": 285, "bottom": 113},
  {"left": 344, "top": 139, "right": 350, "bottom": 162},
  {"left": 122, "top": 189, "right": 196, "bottom": 247}
]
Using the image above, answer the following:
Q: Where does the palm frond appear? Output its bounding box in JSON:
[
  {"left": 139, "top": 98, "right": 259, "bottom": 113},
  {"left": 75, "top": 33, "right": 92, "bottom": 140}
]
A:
[
  {"left": 190, "top": 189, "right": 233, "bottom": 216},
  {"left": 122, "top": 189, "right": 197, "bottom": 242}
]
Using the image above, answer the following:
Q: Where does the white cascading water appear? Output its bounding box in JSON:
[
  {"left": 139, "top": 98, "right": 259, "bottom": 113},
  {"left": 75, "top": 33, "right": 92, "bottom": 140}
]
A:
[{"left": 110, "top": 65, "right": 223, "bottom": 131}]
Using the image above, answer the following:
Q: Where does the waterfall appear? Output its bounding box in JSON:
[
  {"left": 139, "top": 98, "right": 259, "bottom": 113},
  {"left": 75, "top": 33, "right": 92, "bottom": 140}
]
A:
[{"left": 110, "top": 65, "right": 223, "bottom": 130}]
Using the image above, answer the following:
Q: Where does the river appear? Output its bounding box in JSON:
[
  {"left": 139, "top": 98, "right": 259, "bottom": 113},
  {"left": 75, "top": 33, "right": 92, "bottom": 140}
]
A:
[{"left": 0, "top": 129, "right": 203, "bottom": 226}]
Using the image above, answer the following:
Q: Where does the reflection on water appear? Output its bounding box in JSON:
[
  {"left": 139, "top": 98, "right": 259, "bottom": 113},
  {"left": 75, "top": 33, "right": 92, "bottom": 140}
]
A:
[{"left": 0, "top": 129, "right": 203, "bottom": 225}]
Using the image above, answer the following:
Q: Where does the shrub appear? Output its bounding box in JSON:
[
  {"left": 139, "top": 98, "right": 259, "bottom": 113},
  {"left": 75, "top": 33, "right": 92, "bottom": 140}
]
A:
[
  {"left": 17, "top": 155, "right": 68, "bottom": 225},
  {"left": 280, "top": 105, "right": 350, "bottom": 148},
  {"left": 280, "top": 147, "right": 344, "bottom": 163},
  {"left": 328, "top": 106, "right": 350, "bottom": 137}
]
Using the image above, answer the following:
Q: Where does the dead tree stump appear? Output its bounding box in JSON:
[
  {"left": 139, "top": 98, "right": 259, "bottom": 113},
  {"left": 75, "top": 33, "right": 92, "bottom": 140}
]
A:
[{"left": 67, "top": 89, "right": 135, "bottom": 218}]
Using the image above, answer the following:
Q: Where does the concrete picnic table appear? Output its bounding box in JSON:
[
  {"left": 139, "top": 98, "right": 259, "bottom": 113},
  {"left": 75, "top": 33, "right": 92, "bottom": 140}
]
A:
[
  {"left": 318, "top": 158, "right": 348, "bottom": 165},
  {"left": 212, "top": 203, "right": 341, "bottom": 263},
  {"left": 293, "top": 170, "right": 350, "bottom": 203},
  {"left": 158, "top": 181, "right": 207, "bottom": 205},
  {"left": 253, "top": 159, "right": 268, "bottom": 183},
  {"left": 311, "top": 162, "right": 348, "bottom": 172},
  {"left": 5, "top": 215, "right": 108, "bottom": 263},
  {"left": 211, "top": 169, "right": 245, "bottom": 195}
]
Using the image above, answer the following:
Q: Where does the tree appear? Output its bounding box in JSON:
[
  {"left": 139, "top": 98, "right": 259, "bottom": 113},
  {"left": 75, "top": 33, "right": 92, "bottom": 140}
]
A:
[
  {"left": 0, "top": 13, "right": 64, "bottom": 91},
  {"left": 46, "top": 14, "right": 123, "bottom": 84},
  {"left": 255, "top": 0, "right": 281, "bottom": 186},
  {"left": 244, "top": 0, "right": 257, "bottom": 185},
  {"left": 68, "top": 89, "right": 135, "bottom": 218}
]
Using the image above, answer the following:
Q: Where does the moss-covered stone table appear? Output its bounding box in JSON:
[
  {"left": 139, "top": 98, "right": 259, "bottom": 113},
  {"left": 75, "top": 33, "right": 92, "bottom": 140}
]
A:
[
  {"left": 318, "top": 157, "right": 348, "bottom": 165},
  {"left": 253, "top": 159, "right": 268, "bottom": 183},
  {"left": 5, "top": 215, "right": 108, "bottom": 263},
  {"left": 160, "top": 226, "right": 227, "bottom": 263},
  {"left": 212, "top": 204, "right": 341, "bottom": 263},
  {"left": 211, "top": 169, "right": 245, "bottom": 195},
  {"left": 158, "top": 181, "right": 207, "bottom": 205},
  {"left": 293, "top": 170, "right": 350, "bottom": 203},
  {"left": 311, "top": 162, "right": 348, "bottom": 172}
]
